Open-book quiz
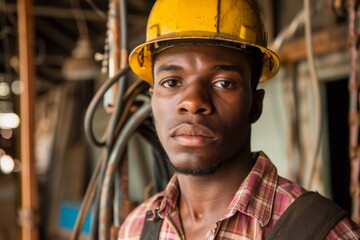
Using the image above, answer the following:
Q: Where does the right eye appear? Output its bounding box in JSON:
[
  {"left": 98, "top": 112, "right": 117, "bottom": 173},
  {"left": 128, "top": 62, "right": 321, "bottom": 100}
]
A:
[{"left": 161, "top": 79, "right": 182, "bottom": 88}]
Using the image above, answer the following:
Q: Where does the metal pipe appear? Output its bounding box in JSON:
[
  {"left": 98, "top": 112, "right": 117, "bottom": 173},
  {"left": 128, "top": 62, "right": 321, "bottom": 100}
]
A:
[
  {"left": 347, "top": 0, "right": 360, "bottom": 224},
  {"left": 17, "top": 0, "right": 39, "bottom": 239}
]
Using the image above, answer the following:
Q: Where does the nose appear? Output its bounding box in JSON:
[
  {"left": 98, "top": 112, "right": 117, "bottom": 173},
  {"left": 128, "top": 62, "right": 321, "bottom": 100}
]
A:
[{"left": 176, "top": 82, "right": 213, "bottom": 115}]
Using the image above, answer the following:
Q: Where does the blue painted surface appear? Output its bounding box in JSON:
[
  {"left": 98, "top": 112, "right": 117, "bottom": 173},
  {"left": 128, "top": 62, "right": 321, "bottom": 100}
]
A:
[{"left": 59, "top": 202, "right": 91, "bottom": 234}]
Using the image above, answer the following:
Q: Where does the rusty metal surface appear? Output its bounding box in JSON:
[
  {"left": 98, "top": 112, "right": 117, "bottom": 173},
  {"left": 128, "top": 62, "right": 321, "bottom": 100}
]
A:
[{"left": 347, "top": 0, "right": 360, "bottom": 224}]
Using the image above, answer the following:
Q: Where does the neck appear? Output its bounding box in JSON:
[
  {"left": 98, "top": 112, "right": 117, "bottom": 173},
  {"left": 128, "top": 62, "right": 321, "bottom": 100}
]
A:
[{"left": 177, "top": 150, "right": 254, "bottom": 223}]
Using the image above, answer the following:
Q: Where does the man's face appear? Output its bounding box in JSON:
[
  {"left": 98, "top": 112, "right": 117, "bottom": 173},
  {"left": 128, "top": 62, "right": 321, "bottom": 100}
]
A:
[{"left": 151, "top": 45, "right": 263, "bottom": 176}]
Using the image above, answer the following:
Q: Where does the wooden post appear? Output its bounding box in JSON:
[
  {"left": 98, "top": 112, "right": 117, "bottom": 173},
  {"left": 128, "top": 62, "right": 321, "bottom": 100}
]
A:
[
  {"left": 262, "top": 0, "right": 274, "bottom": 41},
  {"left": 17, "top": 0, "right": 39, "bottom": 239}
]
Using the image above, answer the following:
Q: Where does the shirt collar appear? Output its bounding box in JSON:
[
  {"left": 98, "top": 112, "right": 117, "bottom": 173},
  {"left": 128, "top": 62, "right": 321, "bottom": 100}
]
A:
[
  {"left": 225, "top": 151, "right": 278, "bottom": 226},
  {"left": 147, "top": 151, "right": 278, "bottom": 226},
  {"left": 146, "top": 175, "right": 180, "bottom": 218}
]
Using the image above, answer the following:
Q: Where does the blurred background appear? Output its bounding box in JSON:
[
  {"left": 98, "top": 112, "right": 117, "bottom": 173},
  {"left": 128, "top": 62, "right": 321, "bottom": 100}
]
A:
[{"left": 0, "top": 0, "right": 358, "bottom": 239}]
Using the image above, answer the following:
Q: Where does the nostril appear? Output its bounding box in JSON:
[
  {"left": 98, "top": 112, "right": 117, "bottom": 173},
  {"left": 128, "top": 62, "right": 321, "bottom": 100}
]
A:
[
  {"left": 179, "top": 107, "right": 188, "bottom": 112},
  {"left": 176, "top": 100, "right": 212, "bottom": 115},
  {"left": 196, "top": 107, "right": 209, "bottom": 114}
]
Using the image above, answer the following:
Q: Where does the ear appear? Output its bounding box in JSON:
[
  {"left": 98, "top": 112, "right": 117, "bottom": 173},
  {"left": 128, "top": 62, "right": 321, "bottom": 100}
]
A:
[
  {"left": 149, "top": 87, "right": 154, "bottom": 96},
  {"left": 250, "top": 89, "right": 265, "bottom": 123}
]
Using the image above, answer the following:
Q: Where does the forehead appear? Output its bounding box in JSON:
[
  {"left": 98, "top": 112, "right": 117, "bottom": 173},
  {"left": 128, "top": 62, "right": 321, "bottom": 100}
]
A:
[
  {"left": 152, "top": 45, "right": 253, "bottom": 87},
  {"left": 153, "top": 45, "right": 251, "bottom": 69}
]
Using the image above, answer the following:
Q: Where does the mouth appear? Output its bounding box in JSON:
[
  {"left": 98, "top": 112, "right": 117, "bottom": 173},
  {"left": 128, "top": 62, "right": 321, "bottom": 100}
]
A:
[{"left": 170, "top": 123, "right": 217, "bottom": 147}]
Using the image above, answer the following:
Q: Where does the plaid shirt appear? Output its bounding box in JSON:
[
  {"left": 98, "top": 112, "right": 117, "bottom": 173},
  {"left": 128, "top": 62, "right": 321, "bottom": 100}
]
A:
[{"left": 118, "top": 152, "right": 360, "bottom": 239}]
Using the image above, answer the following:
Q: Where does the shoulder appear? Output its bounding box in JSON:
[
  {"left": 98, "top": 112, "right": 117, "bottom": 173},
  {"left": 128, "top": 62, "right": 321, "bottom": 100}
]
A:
[
  {"left": 271, "top": 175, "right": 306, "bottom": 220},
  {"left": 276, "top": 175, "right": 306, "bottom": 199},
  {"left": 326, "top": 216, "right": 360, "bottom": 239},
  {"left": 272, "top": 178, "right": 360, "bottom": 239}
]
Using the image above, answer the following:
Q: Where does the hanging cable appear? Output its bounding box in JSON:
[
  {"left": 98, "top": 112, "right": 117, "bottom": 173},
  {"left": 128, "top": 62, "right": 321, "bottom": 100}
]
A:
[
  {"left": 271, "top": 10, "right": 306, "bottom": 52},
  {"left": 99, "top": 103, "right": 152, "bottom": 240},
  {"left": 270, "top": 1, "right": 323, "bottom": 186},
  {"left": 106, "top": 0, "right": 128, "bottom": 150},
  {"left": 75, "top": 0, "right": 171, "bottom": 238},
  {"left": 101, "top": 0, "right": 130, "bottom": 231},
  {"left": 304, "top": 0, "right": 322, "bottom": 189},
  {"left": 270, "top": 2, "right": 322, "bottom": 52},
  {"left": 85, "top": 0, "right": 107, "bottom": 20},
  {"left": 84, "top": 66, "right": 130, "bottom": 147},
  {"left": 72, "top": 65, "right": 129, "bottom": 238},
  {"left": 74, "top": 71, "right": 152, "bottom": 239}
]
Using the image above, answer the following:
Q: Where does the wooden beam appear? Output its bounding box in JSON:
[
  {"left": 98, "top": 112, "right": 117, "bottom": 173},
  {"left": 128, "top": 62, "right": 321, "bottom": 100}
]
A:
[
  {"left": 5, "top": 4, "right": 106, "bottom": 21},
  {"left": 17, "top": 0, "right": 39, "bottom": 239},
  {"left": 276, "top": 24, "right": 349, "bottom": 63},
  {"left": 262, "top": 0, "right": 275, "bottom": 41}
]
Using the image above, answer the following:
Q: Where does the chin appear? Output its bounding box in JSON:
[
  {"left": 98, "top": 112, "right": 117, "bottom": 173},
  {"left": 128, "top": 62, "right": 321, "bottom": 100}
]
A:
[{"left": 165, "top": 156, "right": 222, "bottom": 176}]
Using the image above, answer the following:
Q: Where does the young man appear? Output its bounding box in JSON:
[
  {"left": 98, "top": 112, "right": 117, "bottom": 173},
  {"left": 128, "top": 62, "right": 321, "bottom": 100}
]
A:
[{"left": 118, "top": 0, "right": 360, "bottom": 239}]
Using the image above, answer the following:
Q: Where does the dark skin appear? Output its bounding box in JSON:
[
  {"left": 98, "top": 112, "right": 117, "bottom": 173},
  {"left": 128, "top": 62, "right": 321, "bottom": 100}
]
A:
[{"left": 151, "top": 45, "right": 265, "bottom": 239}]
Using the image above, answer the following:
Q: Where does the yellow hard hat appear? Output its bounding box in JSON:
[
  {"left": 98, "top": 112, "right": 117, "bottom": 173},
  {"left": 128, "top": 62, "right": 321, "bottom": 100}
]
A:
[{"left": 129, "top": 0, "right": 280, "bottom": 84}]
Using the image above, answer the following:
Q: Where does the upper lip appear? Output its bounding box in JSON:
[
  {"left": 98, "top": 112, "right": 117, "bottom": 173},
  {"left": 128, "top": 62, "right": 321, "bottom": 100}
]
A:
[{"left": 170, "top": 123, "right": 216, "bottom": 138}]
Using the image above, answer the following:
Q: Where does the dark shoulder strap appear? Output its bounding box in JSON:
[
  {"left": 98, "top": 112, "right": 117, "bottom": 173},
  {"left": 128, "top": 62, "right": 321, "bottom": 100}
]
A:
[
  {"left": 266, "top": 191, "right": 349, "bottom": 240},
  {"left": 140, "top": 211, "right": 164, "bottom": 240}
]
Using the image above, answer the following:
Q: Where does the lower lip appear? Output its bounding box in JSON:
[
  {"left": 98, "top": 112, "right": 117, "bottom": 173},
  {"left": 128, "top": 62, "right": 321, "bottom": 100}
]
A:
[{"left": 172, "top": 135, "right": 214, "bottom": 147}]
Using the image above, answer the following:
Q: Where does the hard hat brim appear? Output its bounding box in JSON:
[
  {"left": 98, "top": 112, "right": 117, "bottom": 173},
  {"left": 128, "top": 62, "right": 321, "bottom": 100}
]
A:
[{"left": 129, "top": 31, "right": 280, "bottom": 84}]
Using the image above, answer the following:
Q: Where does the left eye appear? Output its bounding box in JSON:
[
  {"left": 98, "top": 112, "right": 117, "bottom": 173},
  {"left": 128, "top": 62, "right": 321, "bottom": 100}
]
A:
[{"left": 213, "top": 80, "right": 235, "bottom": 89}]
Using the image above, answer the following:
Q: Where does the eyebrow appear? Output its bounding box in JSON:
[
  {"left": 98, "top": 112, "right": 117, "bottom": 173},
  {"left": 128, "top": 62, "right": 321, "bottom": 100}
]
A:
[
  {"left": 211, "top": 64, "right": 243, "bottom": 75},
  {"left": 155, "top": 64, "right": 183, "bottom": 74},
  {"left": 154, "top": 64, "right": 244, "bottom": 76}
]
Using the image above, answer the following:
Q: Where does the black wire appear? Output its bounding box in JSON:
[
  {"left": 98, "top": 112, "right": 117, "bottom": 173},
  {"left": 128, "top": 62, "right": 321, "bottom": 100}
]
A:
[
  {"left": 138, "top": 124, "right": 172, "bottom": 191},
  {"left": 79, "top": 67, "right": 130, "bottom": 239},
  {"left": 91, "top": 77, "right": 129, "bottom": 238},
  {"left": 82, "top": 72, "right": 170, "bottom": 238},
  {"left": 109, "top": 80, "right": 150, "bottom": 147},
  {"left": 98, "top": 102, "right": 152, "bottom": 240},
  {"left": 105, "top": 0, "right": 129, "bottom": 150},
  {"left": 84, "top": 66, "right": 130, "bottom": 147},
  {"left": 105, "top": 75, "right": 128, "bottom": 149}
]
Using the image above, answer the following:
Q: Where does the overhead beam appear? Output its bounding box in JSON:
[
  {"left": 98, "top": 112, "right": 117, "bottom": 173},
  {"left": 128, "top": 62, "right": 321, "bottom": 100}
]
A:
[
  {"left": 276, "top": 24, "right": 348, "bottom": 63},
  {"left": 5, "top": 4, "right": 106, "bottom": 21},
  {"left": 35, "top": 18, "right": 75, "bottom": 52}
]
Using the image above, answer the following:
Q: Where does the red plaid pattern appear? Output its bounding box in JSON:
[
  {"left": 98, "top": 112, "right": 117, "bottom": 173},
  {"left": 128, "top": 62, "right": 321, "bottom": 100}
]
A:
[{"left": 118, "top": 152, "right": 360, "bottom": 239}]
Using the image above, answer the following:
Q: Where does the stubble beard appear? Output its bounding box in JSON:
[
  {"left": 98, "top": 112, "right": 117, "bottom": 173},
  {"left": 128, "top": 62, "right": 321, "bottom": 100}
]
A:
[{"left": 164, "top": 154, "right": 223, "bottom": 176}]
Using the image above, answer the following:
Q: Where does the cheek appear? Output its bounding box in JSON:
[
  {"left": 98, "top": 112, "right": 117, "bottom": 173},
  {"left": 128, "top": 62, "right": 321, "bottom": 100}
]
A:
[
  {"left": 151, "top": 96, "right": 169, "bottom": 140},
  {"left": 216, "top": 94, "right": 252, "bottom": 123},
  {"left": 151, "top": 94, "right": 169, "bottom": 117}
]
